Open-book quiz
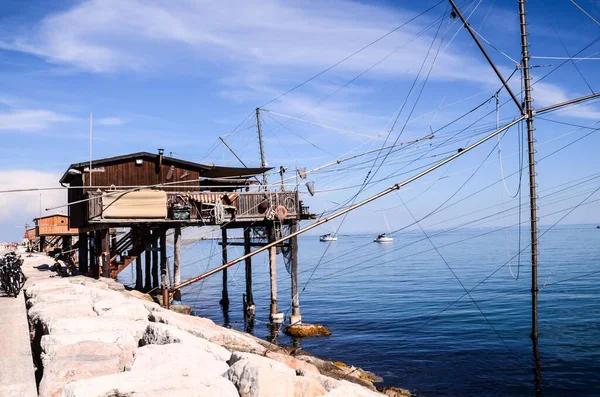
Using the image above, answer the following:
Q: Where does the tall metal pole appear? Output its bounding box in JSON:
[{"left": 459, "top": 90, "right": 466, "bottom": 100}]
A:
[
  {"left": 256, "top": 108, "right": 268, "bottom": 188},
  {"left": 89, "top": 112, "right": 93, "bottom": 187},
  {"left": 518, "top": 0, "right": 541, "bottom": 393}
]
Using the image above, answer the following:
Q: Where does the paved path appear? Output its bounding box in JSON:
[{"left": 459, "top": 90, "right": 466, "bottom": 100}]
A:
[
  {"left": 0, "top": 288, "right": 38, "bottom": 397},
  {"left": 0, "top": 252, "right": 51, "bottom": 397}
]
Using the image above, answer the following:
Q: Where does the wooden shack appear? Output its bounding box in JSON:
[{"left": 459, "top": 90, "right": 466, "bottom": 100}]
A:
[
  {"left": 59, "top": 150, "right": 313, "bottom": 324},
  {"left": 32, "top": 214, "right": 79, "bottom": 252}
]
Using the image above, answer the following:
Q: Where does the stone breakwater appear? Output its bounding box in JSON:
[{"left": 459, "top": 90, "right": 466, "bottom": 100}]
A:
[{"left": 21, "top": 254, "right": 409, "bottom": 397}]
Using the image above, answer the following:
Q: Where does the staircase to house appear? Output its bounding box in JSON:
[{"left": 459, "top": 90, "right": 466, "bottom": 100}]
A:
[{"left": 109, "top": 231, "right": 143, "bottom": 278}]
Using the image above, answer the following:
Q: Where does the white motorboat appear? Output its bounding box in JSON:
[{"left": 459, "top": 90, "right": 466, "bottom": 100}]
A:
[
  {"left": 374, "top": 233, "right": 393, "bottom": 243},
  {"left": 319, "top": 233, "right": 338, "bottom": 242}
]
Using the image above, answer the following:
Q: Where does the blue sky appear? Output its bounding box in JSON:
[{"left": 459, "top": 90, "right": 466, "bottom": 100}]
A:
[{"left": 0, "top": 0, "right": 599, "bottom": 241}]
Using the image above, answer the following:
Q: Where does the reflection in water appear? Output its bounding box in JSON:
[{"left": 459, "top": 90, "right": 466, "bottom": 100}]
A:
[
  {"left": 533, "top": 334, "right": 542, "bottom": 396},
  {"left": 220, "top": 301, "right": 230, "bottom": 328},
  {"left": 267, "top": 324, "right": 279, "bottom": 345}
]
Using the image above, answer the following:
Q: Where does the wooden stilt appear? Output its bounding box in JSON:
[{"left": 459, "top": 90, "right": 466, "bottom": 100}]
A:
[
  {"left": 267, "top": 224, "right": 281, "bottom": 323},
  {"left": 134, "top": 230, "right": 143, "bottom": 290},
  {"left": 243, "top": 227, "right": 254, "bottom": 316},
  {"left": 63, "top": 236, "right": 72, "bottom": 251},
  {"left": 290, "top": 221, "right": 301, "bottom": 325},
  {"left": 78, "top": 232, "right": 88, "bottom": 275},
  {"left": 152, "top": 230, "right": 159, "bottom": 289},
  {"left": 144, "top": 234, "right": 152, "bottom": 292},
  {"left": 173, "top": 226, "right": 182, "bottom": 301},
  {"left": 94, "top": 231, "right": 102, "bottom": 279},
  {"left": 159, "top": 228, "right": 168, "bottom": 307},
  {"left": 99, "top": 229, "right": 110, "bottom": 278},
  {"left": 39, "top": 236, "right": 46, "bottom": 253},
  {"left": 89, "top": 232, "right": 96, "bottom": 278},
  {"left": 220, "top": 228, "right": 229, "bottom": 307}
]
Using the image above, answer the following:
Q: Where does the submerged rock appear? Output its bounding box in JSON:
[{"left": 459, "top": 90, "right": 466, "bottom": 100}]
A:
[
  {"left": 284, "top": 323, "right": 332, "bottom": 338},
  {"left": 378, "top": 386, "right": 412, "bottom": 396}
]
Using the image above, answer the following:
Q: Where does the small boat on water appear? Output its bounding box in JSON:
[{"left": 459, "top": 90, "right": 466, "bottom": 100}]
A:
[
  {"left": 374, "top": 233, "right": 393, "bottom": 243},
  {"left": 319, "top": 233, "right": 338, "bottom": 242},
  {"left": 374, "top": 210, "right": 394, "bottom": 243}
]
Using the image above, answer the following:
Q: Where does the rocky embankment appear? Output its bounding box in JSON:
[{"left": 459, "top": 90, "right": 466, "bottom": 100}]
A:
[{"left": 21, "top": 254, "right": 408, "bottom": 397}]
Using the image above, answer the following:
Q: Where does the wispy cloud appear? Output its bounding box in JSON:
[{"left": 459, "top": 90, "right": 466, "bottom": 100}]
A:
[
  {"left": 96, "top": 116, "right": 127, "bottom": 126},
  {"left": 0, "top": 0, "right": 493, "bottom": 83},
  {"left": 0, "top": 109, "right": 74, "bottom": 131},
  {"left": 0, "top": 170, "right": 65, "bottom": 225}
]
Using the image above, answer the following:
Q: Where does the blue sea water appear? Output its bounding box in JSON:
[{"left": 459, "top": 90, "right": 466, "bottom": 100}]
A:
[{"left": 119, "top": 224, "right": 600, "bottom": 396}]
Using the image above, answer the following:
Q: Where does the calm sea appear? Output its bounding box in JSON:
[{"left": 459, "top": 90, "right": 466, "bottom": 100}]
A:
[{"left": 119, "top": 224, "right": 600, "bottom": 396}]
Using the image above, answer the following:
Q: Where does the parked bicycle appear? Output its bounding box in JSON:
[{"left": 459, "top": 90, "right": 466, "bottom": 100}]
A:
[{"left": 0, "top": 252, "right": 25, "bottom": 297}]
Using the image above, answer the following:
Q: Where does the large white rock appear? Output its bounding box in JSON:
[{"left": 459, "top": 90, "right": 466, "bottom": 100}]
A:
[
  {"left": 150, "top": 308, "right": 269, "bottom": 353},
  {"left": 29, "top": 302, "right": 97, "bottom": 327},
  {"left": 141, "top": 322, "right": 231, "bottom": 362},
  {"left": 41, "top": 332, "right": 138, "bottom": 367},
  {"left": 128, "top": 343, "right": 230, "bottom": 377},
  {"left": 62, "top": 365, "right": 239, "bottom": 397},
  {"left": 226, "top": 352, "right": 327, "bottom": 397},
  {"left": 39, "top": 355, "right": 122, "bottom": 397},
  {"left": 40, "top": 340, "right": 126, "bottom": 368},
  {"left": 92, "top": 298, "right": 150, "bottom": 321},
  {"left": 46, "top": 317, "right": 149, "bottom": 341}
]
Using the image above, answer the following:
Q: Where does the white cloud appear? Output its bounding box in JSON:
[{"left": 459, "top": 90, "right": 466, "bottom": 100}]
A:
[
  {"left": 97, "top": 117, "right": 126, "bottom": 126},
  {"left": 0, "top": 109, "right": 74, "bottom": 131},
  {"left": 0, "top": 170, "right": 66, "bottom": 226},
  {"left": 0, "top": 0, "right": 493, "bottom": 84},
  {"left": 534, "top": 81, "right": 600, "bottom": 119}
]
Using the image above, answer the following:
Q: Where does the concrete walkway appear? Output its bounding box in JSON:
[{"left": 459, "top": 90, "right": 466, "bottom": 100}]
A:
[{"left": 0, "top": 287, "right": 38, "bottom": 397}]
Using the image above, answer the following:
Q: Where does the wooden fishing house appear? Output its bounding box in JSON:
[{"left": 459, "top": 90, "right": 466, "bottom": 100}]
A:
[
  {"left": 59, "top": 150, "right": 313, "bottom": 323},
  {"left": 28, "top": 214, "right": 79, "bottom": 252}
]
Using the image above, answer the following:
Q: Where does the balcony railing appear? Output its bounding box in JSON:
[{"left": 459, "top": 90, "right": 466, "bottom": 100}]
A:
[{"left": 87, "top": 190, "right": 303, "bottom": 224}]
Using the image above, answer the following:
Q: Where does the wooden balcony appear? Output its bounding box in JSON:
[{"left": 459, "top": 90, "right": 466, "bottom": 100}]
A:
[{"left": 87, "top": 190, "right": 309, "bottom": 225}]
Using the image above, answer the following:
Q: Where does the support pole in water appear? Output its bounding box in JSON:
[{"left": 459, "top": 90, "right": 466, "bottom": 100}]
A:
[
  {"left": 159, "top": 228, "right": 167, "bottom": 307},
  {"left": 243, "top": 227, "right": 255, "bottom": 317},
  {"left": 220, "top": 228, "right": 229, "bottom": 307},
  {"left": 173, "top": 226, "right": 182, "bottom": 301},
  {"left": 517, "top": 0, "right": 542, "bottom": 393},
  {"left": 290, "top": 221, "right": 301, "bottom": 325},
  {"left": 268, "top": 224, "right": 283, "bottom": 323},
  {"left": 134, "top": 229, "right": 143, "bottom": 290}
]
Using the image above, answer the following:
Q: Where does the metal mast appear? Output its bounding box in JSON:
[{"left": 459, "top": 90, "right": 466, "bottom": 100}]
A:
[
  {"left": 518, "top": 0, "right": 542, "bottom": 392},
  {"left": 256, "top": 108, "right": 268, "bottom": 188}
]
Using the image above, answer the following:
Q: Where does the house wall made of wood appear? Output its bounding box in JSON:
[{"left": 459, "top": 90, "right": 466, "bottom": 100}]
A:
[
  {"left": 82, "top": 158, "right": 203, "bottom": 192},
  {"left": 36, "top": 215, "right": 79, "bottom": 236}
]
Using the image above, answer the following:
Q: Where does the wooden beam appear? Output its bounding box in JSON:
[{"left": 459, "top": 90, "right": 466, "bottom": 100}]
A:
[
  {"left": 152, "top": 230, "right": 159, "bottom": 289},
  {"left": 78, "top": 232, "right": 88, "bottom": 275},
  {"left": 220, "top": 227, "right": 229, "bottom": 307},
  {"left": 173, "top": 226, "right": 182, "bottom": 301},
  {"left": 144, "top": 235, "right": 152, "bottom": 292},
  {"left": 243, "top": 227, "right": 254, "bottom": 316},
  {"left": 290, "top": 221, "right": 301, "bottom": 325},
  {"left": 267, "top": 224, "right": 280, "bottom": 323},
  {"left": 160, "top": 228, "right": 167, "bottom": 294},
  {"left": 99, "top": 229, "right": 110, "bottom": 278}
]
